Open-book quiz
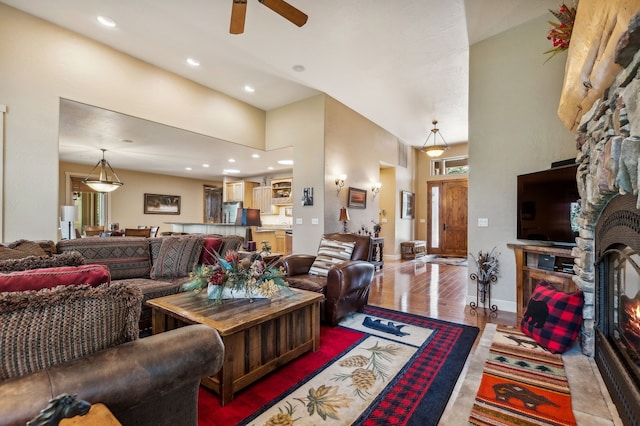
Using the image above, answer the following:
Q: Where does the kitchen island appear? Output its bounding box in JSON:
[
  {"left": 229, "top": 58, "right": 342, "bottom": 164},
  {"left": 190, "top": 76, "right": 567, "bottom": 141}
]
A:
[
  {"left": 165, "top": 222, "right": 247, "bottom": 236},
  {"left": 165, "top": 223, "right": 292, "bottom": 254}
]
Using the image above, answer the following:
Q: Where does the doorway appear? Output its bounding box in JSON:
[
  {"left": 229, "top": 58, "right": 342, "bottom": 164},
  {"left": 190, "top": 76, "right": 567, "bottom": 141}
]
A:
[{"left": 427, "top": 179, "right": 468, "bottom": 256}]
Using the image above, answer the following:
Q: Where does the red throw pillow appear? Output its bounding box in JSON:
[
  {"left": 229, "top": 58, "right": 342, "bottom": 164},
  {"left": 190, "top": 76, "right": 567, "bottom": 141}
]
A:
[
  {"left": 200, "top": 238, "right": 223, "bottom": 265},
  {"left": 520, "top": 281, "right": 584, "bottom": 353},
  {"left": 0, "top": 265, "right": 111, "bottom": 292}
]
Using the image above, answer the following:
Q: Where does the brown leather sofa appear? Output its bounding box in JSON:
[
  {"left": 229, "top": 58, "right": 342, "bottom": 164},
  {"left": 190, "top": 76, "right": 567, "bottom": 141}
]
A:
[
  {"left": 0, "top": 324, "right": 223, "bottom": 426},
  {"left": 278, "top": 232, "right": 375, "bottom": 326}
]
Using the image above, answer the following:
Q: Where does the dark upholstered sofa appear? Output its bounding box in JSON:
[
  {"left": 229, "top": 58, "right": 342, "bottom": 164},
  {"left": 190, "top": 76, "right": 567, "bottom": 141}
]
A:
[
  {"left": 56, "top": 234, "right": 243, "bottom": 331},
  {"left": 278, "top": 232, "right": 375, "bottom": 326},
  {"left": 0, "top": 282, "right": 224, "bottom": 426}
]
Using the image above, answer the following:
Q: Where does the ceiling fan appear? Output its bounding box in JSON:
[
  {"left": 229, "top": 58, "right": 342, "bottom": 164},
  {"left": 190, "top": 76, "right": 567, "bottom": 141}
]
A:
[{"left": 230, "top": 0, "right": 308, "bottom": 34}]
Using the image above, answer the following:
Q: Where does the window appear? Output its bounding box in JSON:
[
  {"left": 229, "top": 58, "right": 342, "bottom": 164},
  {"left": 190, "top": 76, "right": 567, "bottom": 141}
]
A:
[{"left": 431, "top": 156, "right": 468, "bottom": 176}]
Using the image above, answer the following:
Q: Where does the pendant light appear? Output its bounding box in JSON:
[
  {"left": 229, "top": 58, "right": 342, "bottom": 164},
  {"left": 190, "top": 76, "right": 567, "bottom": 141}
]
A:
[
  {"left": 82, "top": 149, "right": 124, "bottom": 193},
  {"left": 420, "top": 120, "right": 449, "bottom": 158}
]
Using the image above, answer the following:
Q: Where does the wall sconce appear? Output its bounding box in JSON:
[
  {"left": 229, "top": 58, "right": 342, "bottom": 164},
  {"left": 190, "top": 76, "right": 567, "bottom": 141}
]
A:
[
  {"left": 335, "top": 174, "right": 347, "bottom": 196},
  {"left": 371, "top": 182, "right": 381, "bottom": 199}
]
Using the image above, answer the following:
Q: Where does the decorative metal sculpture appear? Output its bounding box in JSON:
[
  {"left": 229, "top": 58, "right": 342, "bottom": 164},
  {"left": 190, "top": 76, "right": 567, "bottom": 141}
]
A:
[
  {"left": 469, "top": 248, "right": 500, "bottom": 315},
  {"left": 27, "top": 394, "right": 91, "bottom": 426}
]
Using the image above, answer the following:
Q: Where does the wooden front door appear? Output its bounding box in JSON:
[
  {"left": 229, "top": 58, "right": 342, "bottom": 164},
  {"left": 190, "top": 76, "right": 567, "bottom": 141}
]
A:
[{"left": 427, "top": 179, "right": 468, "bottom": 256}]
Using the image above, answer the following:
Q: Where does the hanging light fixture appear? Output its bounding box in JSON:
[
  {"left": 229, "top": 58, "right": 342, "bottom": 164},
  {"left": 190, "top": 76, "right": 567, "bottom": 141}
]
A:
[
  {"left": 82, "top": 149, "right": 124, "bottom": 192},
  {"left": 420, "top": 119, "right": 449, "bottom": 158}
]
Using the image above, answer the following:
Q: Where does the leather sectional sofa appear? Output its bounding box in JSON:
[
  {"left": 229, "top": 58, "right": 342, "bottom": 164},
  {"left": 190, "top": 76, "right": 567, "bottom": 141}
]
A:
[{"left": 56, "top": 234, "right": 243, "bottom": 331}]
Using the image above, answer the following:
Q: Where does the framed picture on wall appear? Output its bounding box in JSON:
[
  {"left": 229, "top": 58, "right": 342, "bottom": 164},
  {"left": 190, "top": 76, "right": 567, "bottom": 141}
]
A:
[
  {"left": 302, "top": 187, "right": 314, "bottom": 206},
  {"left": 144, "top": 193, "right": 181, "bottom": 215},
  {"left": 347, "top": 187, "right": 367, "bottom": 209},
  {"left": 401, "top": 190, "right": 414, "bottom": 219}
]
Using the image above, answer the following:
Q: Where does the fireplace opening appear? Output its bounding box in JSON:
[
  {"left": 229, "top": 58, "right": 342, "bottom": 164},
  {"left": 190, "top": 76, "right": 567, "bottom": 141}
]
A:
[
  {"left": 599, "top": 248, "right": 640, "bottom": 385},
  {"left": 595, "top": 195, "right": 640, "bottom": 425}
]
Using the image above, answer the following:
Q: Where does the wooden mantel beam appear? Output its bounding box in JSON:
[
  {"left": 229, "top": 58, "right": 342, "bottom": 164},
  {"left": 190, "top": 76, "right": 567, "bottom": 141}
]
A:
[{"left": 557, "top": 0, "right": 640, "bottom": 131}]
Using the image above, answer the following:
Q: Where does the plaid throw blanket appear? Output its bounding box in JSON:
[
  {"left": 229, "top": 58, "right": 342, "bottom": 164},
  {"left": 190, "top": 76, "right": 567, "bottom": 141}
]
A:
[{"left": 469, "top": 325, "right": 577, "bottom": 426}]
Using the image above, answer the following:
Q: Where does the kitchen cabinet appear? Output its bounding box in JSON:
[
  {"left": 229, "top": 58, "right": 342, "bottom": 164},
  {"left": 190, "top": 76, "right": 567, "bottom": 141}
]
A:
[
  {"left": 271, "top": 178, "right": 292, "bottom": 205},
  {"left": 275, "top": 230, "right": 286, "bottom": 253},
  {"left": 252, "top": 186, "right": 275, "bottom": 214},
  {"left": 225, "top": 180, "right": 257, "bottom": 204}
]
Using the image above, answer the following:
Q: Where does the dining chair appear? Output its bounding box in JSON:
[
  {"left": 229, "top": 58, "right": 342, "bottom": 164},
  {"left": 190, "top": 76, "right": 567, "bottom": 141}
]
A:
[
  {"left": 84, "top": 225, "right": 104, "bottom": 237},
  {"left": 124, "top": 228, "right": 151, "bottom": 237}
]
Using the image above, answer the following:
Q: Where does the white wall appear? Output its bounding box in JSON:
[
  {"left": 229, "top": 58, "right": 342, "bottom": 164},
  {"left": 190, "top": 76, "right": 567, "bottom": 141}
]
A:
[
  {"left": 324, "top": 97, "right": 410, "bottom": 256},
  {"left": 0, "top": 4, "right": 264, "bottom": 241},
  {"left": 468, "top": 15, "right": 577, "bottom": 312},
  {"left": 266, "top": 95, "right": 326, "bottom": 255}
]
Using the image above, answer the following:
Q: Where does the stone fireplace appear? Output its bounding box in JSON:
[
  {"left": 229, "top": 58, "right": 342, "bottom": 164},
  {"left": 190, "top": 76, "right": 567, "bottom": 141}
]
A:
[{"left": 571, "top": 17, "right": 640, "bottom": 425}]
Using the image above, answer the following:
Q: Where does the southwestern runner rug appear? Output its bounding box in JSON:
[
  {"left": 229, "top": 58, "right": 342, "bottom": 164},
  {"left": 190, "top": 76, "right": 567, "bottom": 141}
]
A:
[
  {"left": 198, "top": 305, "right": 479, "bottom": 426},
  {"left": 469, "top": 325, "right": 577, "bottom": 426}
]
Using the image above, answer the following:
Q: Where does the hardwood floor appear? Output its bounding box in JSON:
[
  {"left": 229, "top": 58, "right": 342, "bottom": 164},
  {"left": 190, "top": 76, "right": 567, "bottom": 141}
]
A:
[{"left": 367, "top": 258, "right": 517, "bottom": 334}]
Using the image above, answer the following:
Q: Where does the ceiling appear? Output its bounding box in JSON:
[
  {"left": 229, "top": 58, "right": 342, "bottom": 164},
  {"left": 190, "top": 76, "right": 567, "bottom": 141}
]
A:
[{"left": 2, "top": 0, "right": 558, "bottom": 180}]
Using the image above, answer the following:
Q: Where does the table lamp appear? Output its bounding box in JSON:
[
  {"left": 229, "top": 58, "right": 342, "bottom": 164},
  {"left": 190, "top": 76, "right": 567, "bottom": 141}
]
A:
[
  {"left": 236, "top": 208, "right": 262, "bottom": 250},
  {"left": 339, "top": 207, "right": 350, "bottom": 233}
]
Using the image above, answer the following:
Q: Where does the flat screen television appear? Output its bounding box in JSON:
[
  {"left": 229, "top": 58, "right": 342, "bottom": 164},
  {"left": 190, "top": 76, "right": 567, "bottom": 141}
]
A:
[{"left": 516, "top": 164, "right": 579, "bottom": 246}]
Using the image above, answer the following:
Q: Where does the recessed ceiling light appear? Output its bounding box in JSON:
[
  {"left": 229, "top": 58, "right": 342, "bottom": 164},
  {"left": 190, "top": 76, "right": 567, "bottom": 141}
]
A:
[
  {"left": 223, "top": 169, "right": 240, "bottom": 174},
  {"left": 267, "top": 166, "right": 274, "bottom": 170},
  {"left": 202, "top": 163, "right": 210, "bottom": 168},
  {"left": 228, "top": 158, "right": 236, "bottom": 163},
  {"left": 252, "top": 154, "right": 260, "bottom": 158},
  {"left": 97, "top": 16, "right": 117, "bottom": 28},
  {"left": 185, "top": 167, "right": 192, "bottom": 171},
  {"left": 244, "top": 85, "right": 255, "bottom": 93},
  {"left": 186, "top": 57, "right": 200, "bottom": 67},
  {"left": 278, "top": 160, "right": 294, "bottom": 165},
  {"left": 292, "top": 64, "right": 305, "bottom": 72}
]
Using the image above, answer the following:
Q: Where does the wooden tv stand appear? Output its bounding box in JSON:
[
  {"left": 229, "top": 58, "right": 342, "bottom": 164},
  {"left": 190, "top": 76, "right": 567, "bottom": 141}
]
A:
[{"left": 507, "top": 243, "right": 579, "bottom": 318}]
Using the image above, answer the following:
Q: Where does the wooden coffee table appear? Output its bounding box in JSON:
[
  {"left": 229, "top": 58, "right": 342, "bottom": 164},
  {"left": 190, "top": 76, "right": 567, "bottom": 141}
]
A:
[{"left": 146, "top": 288, "right": 323, "bottom": 406}]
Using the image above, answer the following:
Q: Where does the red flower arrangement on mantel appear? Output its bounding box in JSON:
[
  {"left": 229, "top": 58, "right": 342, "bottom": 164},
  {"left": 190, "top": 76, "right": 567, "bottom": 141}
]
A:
[{"left": 544, "top": 3, "right": 577, "bottom": 62}]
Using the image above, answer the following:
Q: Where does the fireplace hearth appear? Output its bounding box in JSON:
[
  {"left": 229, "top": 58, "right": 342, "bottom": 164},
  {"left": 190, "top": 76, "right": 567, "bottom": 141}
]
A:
[{"left": 594, "top": 194, "right": 640, "bottom": 425}]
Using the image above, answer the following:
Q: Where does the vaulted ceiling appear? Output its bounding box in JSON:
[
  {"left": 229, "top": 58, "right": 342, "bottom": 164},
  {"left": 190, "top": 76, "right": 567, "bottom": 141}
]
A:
[{"left": 2, "top": 0, "right": 559, "bottom": 179}]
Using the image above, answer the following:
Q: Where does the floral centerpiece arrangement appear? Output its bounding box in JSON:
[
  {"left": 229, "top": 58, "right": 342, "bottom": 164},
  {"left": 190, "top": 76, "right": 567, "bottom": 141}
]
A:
[
  {"left": 182, "top": 250, "right": 289, "bottom": 303},
  {"left": 544, "top": 3, "right": 577, "bottom": 62}
]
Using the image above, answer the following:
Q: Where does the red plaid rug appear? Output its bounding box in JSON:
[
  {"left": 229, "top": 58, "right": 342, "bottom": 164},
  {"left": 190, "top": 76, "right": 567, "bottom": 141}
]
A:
[
  {"left": 469, "top": 325, "right": 577, "bottom": 426},
  {"left": 198, "top": 306, "right": 478, "bottom": 425}
]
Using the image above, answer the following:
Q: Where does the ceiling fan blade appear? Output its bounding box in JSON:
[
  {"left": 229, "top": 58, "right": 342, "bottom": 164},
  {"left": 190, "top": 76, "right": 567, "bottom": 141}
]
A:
[
  {"left": 230, "top": 0, "right": 247, "bottom": 34},
  {"left": 259, "top": 0, "right": 308, "bottom": 27}
]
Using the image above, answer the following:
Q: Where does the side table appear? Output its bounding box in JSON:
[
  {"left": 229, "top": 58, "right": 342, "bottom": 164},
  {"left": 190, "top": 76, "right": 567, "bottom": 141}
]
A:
[{"left": 368, "top": 237, "right": 384, "bottom": 270}]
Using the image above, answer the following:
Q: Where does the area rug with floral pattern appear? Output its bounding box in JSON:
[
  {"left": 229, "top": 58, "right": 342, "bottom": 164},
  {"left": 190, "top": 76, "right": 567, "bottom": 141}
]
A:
[{"left": 198, "top": 305, "right": 478, "bottom": 426}]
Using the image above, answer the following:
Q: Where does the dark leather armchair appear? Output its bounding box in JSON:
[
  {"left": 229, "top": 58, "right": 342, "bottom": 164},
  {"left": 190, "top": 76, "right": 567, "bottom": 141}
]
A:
[
  {"left": 278, "top": 233, "right": 375, "bottom": 326},
  {"left": 0, "top": 325, "right": 223, "bottom": 426}
]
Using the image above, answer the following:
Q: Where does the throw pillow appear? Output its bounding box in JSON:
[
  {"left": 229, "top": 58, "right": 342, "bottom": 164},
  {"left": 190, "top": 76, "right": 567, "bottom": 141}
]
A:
[
  {"left": 309, "top": 238, "right": 356, "bottom": 277},
  {"left": 150, "top": 235, "right": 203, "bottom": 279},
  {"left": 0, "top": 264, "right": 111, "bottom": 292},
  {"left": 5, "top": 240, "right": 49, "bottom": 257},
  {"left": 200, "top": 237, "right": 223, "bottom": 265},
  {"left": 0, "top": 251, "right": 85, "bottom": 273},
  {"left": 0, "top": 282, "right": 141, "bottom": 381},
  {"left": 0, "top": 246, "right": 27, "bottom": 260},
  {"left": 220, "top": 236, "right": 244, "bottom": 256},
  {"left": 520, "top": 281, "right": 584, "bottom": 353}
]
